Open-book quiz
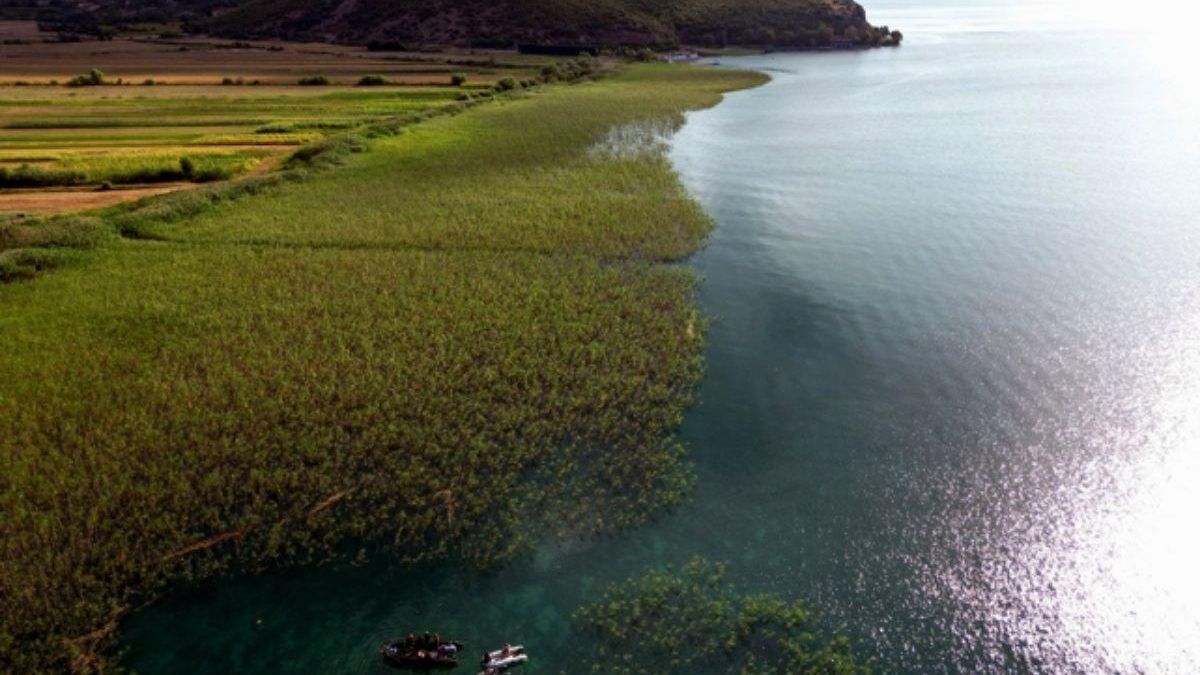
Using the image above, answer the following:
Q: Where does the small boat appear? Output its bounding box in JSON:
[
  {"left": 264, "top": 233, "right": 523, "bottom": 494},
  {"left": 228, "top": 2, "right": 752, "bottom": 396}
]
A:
[
  {"left": 483, "top": 645, "right": 524, "bottom": 661},
  {"left": 479, "top": 644, "right": 527, "bottom": 671},
  {"left": 381, "top": 638, "right": 464, "bottom": 670}
]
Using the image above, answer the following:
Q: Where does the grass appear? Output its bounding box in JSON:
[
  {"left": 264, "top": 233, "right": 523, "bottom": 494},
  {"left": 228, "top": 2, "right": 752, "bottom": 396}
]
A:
[
  {"left": 0, "top": 64, "right": 767, "bottom": 673},
  {"left": 192, "top": 132, "right": 323, "bottom": 145},
  {"left": 575, "top": 557, "right": 871, "bottom": 674},
  {"left": 0, "top": 89, "right": 465, "bottom": 131},
  {"left": 133, "top": 69, "right": 739, "bottom": 259},
  {"left": 0, "top": 149, "right": 267, "bottom": 187}
]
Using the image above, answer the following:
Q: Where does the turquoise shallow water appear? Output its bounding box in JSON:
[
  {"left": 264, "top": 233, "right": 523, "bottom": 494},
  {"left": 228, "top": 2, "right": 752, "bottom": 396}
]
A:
[{"left": 123, "top": 2, "right": 1200, "bottom": 672}]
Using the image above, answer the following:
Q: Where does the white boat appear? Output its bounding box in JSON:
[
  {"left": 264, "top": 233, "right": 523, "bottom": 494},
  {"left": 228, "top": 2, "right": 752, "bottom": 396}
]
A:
[{"left": 479, "top": 644, "right": 527, "bottom": 671}]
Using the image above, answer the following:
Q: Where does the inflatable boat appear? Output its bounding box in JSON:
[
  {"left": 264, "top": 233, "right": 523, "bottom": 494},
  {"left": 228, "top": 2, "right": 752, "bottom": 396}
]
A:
[
  {"left": 479, "top": 644, "right": 527, "bottom": 670},
  {"left": 380, "top": 638, "right": 463, "bottom": 670}
]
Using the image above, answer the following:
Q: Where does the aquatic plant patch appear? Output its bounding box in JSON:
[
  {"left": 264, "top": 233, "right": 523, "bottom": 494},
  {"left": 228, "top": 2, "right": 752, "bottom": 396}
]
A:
[{"left": 575, "top": 557, "right": 871, "bottom": 674}]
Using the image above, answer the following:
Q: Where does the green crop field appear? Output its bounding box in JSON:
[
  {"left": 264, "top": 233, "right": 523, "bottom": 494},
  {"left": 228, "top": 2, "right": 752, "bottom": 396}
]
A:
[
  {"left": 0, "top": 64, "right": 766, "bottom": 672},
  {"left": 0, "top": 84, "right": 474, "bottom": 197},
  {"left": 0, "top": 38, "right": 551, "bottom": 213},
  {"left": 0, "top": 148, "right": 268, "bottom": 187}
]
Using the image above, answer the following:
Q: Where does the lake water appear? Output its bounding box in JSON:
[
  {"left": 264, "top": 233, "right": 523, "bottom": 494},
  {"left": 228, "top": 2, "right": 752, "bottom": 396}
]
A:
[{"left": 123, "top": 1, "right": 1200, "bottom": 672}]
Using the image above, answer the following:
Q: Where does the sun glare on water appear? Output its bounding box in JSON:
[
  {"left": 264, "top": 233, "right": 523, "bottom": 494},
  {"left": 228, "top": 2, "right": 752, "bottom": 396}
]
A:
[
  {"left": 1049, "top": 12, "right": 1200, "bottom": 667},
  {"left": 906, "top": 7, "right": 1200, "bottom": 666},
  {"left": 1050, "top": 316, "right": 1200, "bottom": 671},
  {"left": 1082, "top": 0, "right": 1200, "bottom": 27}
]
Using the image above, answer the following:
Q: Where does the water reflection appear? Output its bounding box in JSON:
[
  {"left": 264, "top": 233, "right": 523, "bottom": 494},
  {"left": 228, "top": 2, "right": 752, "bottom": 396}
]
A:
[
  {"left": 892, "top": 308, "right": 1200, "bottom": 673},
  {"left": 669, "top": 5, "right": 1200, "bottom": 665},
  {"left": 587, "top": 118, "right": 680, "bottom": 160},
  {"left": 1061, "top": 315, "right": 1200, "bottom": 672}
]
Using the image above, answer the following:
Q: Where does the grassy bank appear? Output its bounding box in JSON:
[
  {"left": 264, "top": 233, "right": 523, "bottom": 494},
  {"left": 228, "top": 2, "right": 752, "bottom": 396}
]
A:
[{"left": 0, "top": 64, "right": 766, "bottom": 673}]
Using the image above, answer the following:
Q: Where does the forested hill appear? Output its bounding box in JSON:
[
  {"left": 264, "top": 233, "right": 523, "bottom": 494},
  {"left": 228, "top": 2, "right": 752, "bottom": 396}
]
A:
[
  {"left": 19, "top": 0, "right": 901, "bottom": 50},
  {"left": 206, "top": 0, "right": 899, "bottom": 49}
]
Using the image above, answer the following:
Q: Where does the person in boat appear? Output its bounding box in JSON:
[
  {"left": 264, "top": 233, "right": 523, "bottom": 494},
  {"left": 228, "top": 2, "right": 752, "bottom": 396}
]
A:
[{"left": 405, "top": 633, "right": 415, "bottom": 649}]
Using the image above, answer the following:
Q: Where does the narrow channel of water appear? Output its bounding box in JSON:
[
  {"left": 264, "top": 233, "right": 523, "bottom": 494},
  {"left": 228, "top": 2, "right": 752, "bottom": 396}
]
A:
[{"left": 124, "top": 1, "right": 1200, "bottom": 672}]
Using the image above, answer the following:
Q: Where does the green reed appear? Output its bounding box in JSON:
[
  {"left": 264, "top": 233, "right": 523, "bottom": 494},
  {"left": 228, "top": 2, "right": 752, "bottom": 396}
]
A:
[{"left": 575, "top": 557, "right": 871, "bottom": 674}]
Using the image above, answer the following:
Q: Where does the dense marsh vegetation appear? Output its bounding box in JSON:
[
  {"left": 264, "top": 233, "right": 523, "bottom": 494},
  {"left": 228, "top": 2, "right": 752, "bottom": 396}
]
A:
[
  {"left": 576, "top": 558, "right": 870, "bottom": 674},
  {"left": 130, "top": 69, "right": 720, "bottom": 258},
  {"left": 0, "top": 65, "right": 766, "bottom": 672}
]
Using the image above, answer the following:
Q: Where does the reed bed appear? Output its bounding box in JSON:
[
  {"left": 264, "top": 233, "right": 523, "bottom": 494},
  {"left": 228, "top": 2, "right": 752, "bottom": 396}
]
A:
[
  {"left": 138, "top": 68, "right": 764, "bottom": 259},
  {"left": 575, "top": 558, "right": 870, "bottom": 674},
  {"left": 0, "top": 64, "right": 766, "bottom": 673}
]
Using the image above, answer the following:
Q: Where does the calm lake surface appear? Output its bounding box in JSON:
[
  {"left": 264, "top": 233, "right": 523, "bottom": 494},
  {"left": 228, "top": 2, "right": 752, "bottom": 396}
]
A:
[{"left": 124, "top": 1, "right": 1200, "bottom": 672}]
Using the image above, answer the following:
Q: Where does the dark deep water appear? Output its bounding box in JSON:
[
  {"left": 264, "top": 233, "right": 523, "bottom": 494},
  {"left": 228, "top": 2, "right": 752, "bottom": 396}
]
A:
[{"left": 123, "top": 1, "right": 1200, "bottom": 672}]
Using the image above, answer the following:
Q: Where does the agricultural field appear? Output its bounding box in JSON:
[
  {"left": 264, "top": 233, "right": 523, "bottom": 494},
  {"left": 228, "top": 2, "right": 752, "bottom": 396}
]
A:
[
  {"left": 0, "top": 21, "right": 546, "bottom": 85},
  {"left": 0, "top": 60, "right": 766, "bottom": 674},
  {"left": 0, "top": 22, "right": 552, "bottom": 212}
]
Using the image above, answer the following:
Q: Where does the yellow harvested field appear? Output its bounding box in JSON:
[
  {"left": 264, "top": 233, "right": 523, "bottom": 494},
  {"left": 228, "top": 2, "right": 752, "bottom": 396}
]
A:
[{"left": 0, "top": 183, "right": 187, "bottom": 214}]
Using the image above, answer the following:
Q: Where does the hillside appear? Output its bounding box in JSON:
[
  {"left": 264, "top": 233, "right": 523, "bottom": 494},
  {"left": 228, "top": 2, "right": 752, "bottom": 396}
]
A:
[
  {"left": 17, "top": 0, "right": 899, "bottom": 50},
  {"left": 206, "top": 0, "right": 897, "bottom": 49}
]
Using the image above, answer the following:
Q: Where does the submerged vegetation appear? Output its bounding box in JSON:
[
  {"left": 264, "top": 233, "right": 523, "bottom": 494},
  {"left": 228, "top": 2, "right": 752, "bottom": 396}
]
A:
[
  {"left": 576, "top": 558, "right": 871, "bottom": 674},
  {"left": 0, "top": 65, "right": 767, "bottom": 672}
]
